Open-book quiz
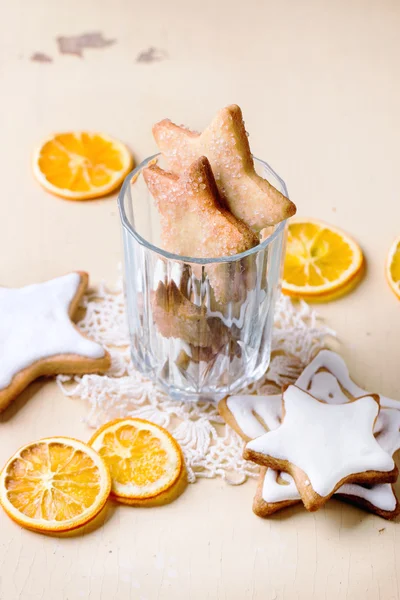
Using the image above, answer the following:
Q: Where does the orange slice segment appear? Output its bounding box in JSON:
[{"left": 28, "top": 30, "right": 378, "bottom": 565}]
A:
[
  {"left": 89, "top": 418, "right": 184, "bottom": 503},
  {"left": 386, "top": 236, "right": 400, "bottom": 300},
  {"left": 282, "top": 219, "right": 364, "bottom": 299},
  {"left": 33, "top": 132, "right": 133, "bottom": 200},
  {"left": 0, "top": 437, "right": 111, "bottom": 533}
]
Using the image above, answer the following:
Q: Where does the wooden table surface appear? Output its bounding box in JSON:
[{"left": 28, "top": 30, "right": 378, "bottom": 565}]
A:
[{"left": 1, "top": 1, "right": 400, "bottom": 598}]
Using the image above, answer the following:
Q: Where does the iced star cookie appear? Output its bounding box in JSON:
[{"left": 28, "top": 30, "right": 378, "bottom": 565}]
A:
[
  {"left": 220, "top": 392, "right": 400, "bottom": 518},
  {"left": 244, "top": 386, "right": 397, "bottom": 511},
  {"left": 143, "top": 156, "right": 258, "bottom": 302},
  {"left": 153, "top": 105, "right": 296, "bottom": 231},
  {"left": 251, "top": 403, "right": 400, "bottom": 519},
  {"left": 220, "top": 350, "right": 400, "bottom": 518},
  {"left": 254, "top": 401, "right": 400, "bottom": 519},
  {"left": 0, "top": 272, "right": 110, "bottom": 412}
]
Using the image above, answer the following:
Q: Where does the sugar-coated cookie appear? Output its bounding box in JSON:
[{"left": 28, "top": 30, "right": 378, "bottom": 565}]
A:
[
  {"left": 152, "top": 280, "right": 230, "bottom": 351},
  {"left": 0, "top": 272, "right": 110, "bottom": 412},
  {"left": 153, "top": 105, "right": 296, "bottom": 231},
  {"left": 143, "top": 155, "right": 258, "bottom": 257},
  {"left": 143, "top": 156, "right": 258, "bottom": 302},
  {"left": 219, "top": 351, "right": 400, "bottom": 517}
]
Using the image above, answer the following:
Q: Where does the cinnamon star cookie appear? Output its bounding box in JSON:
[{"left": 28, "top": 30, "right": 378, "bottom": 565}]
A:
[
  {"left": 0, "top": 272, "right": 110, "bottom": 412},
  {"left": 219, "top": 350, "right": 400, "bottom": 519},
  {"left": 244, "top": 385, "right": 397, "bottom": 511}
]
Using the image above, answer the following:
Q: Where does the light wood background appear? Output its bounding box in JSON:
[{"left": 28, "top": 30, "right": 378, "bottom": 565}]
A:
[{"left": 1, "top": 1, "right": 400, "bottom": 598}]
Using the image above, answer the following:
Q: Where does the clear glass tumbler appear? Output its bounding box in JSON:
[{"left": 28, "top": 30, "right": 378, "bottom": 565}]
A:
[{"left": 118, "top": 155, "right": 288, "bottom": 402}]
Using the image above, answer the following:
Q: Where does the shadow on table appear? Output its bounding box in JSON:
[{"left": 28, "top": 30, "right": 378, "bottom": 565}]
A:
[
  {"left": 31, "top": 501, "right": 118, "bottom": 539},
  {"left": 0, "top": 380, "right": 45, "bottom": 423},
  {"left": 259, "top": 495, "right": 400, "bottom": 525}
]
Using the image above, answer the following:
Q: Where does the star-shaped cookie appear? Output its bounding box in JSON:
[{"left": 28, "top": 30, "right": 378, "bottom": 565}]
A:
[
  {"left": 244, "top": 385, "right": 397, "bottom": 511},
  {"left": 219, "top": 350, "right": 400, "bottom": 519},
  {"left": 143, "top": 156, "right": 258, "bottom": 302},
  {"left": 152, "top": 280, "right": 230, "bottom": 351},
  {"left": 252, "top": 400, "right": 400, "bottom": 519},
  {"left": 153, "top": 104, "right": 296, "bottom": 231},
  {"left": 143, "top": 155, "right": 258, "bottom": 258},
  {"left": 0, "top": 272, "right": 110, "bottom": 412}
]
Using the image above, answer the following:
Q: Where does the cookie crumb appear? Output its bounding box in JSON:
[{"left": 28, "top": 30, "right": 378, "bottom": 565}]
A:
[{"left": 379, "top": 528, "right": 385, "bottom": 534}]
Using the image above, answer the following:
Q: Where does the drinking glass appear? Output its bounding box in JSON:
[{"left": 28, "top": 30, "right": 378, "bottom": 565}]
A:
[{"left": 118, "top": 155, "right": 288, "bottom": 401}]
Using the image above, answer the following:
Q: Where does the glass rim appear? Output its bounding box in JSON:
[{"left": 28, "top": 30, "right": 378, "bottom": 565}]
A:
[{"left": 118, "top": 153, "right": 289, "bottom": 265}]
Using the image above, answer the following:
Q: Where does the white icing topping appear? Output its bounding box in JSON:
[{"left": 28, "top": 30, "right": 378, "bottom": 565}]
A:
[
  {"left": 297, "top": 349, "right": 400, "bottom": 410},
  {"left": 226, "top": 394, "right": 281, "bottom": 439},
  {"left": 374, "top": 408, "right": 400, "bottom": 456},
  {"left": 261, "top": 468, "right": 396, "bottom": 511},
  {"left": 337, "top": 482, "right": 396, "bottom": 511},
  {"left": 247, "top": 386, "right": 394, "bottom": 497},
  {"left": 0, "top": 273, "right": 105, "bottom": 390},
  {"left": 338, "top": 483, "right": 397, "bottom": 511},
  {"left": 307, "top": 371, "right": 348, "bottom": 404},
  {"left": 262, "top": 468, "right": 299, "bottom": 502}
]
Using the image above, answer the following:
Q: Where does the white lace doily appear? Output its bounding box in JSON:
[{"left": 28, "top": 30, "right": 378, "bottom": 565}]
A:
[{"left": 57, "top": 280, "right": 335, "bottom": 484}]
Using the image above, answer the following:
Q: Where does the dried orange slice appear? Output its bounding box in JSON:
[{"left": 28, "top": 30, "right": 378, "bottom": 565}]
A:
[
  {"left": 89, "top": 418, "right": 185, "bottom": 505},
  {"left": 0, "top": 437, "right": 111, "bottom": 533},
  {"left": 386, "top": 236, "right": 400, "bottom": 300},
  {"left": 33, "top": 132, "right": 133, "bottom": 200},
  {"left": 282, "top": 219, "right": 364, "bottom": 300},
  {"left": 295, "top": 262, "right": 366, "bottom": 303}
]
